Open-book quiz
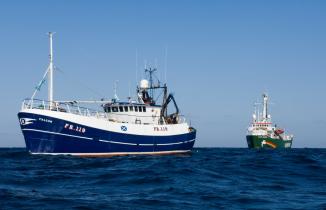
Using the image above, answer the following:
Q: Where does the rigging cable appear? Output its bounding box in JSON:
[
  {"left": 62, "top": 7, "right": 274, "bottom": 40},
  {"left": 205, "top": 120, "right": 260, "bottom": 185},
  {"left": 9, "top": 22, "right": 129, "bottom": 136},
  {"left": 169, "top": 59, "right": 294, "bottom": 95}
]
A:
[{"left": 54, "top": 66, "right": 107, "bottom": 100}]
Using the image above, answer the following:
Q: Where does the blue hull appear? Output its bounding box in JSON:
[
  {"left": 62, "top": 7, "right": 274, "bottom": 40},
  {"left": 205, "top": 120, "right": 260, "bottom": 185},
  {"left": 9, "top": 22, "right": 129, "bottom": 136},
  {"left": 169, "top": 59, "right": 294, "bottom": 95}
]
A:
[{"left": 18, "top": 112, "right": 196, "bottom": 155}]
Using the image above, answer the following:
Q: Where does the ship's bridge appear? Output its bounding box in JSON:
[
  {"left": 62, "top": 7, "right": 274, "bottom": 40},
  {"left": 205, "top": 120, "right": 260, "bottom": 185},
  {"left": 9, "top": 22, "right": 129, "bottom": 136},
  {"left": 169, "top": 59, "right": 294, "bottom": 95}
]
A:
[{"left": 103, "top": 102, "right": 162, "bottom": 125}]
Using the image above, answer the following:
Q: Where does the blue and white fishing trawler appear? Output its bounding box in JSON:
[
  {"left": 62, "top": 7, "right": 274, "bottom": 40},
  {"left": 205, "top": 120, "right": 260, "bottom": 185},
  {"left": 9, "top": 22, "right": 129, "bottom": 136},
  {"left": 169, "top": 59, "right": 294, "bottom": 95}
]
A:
[{"left": 18, "top": 33, "right": 196, "bottom": 156}]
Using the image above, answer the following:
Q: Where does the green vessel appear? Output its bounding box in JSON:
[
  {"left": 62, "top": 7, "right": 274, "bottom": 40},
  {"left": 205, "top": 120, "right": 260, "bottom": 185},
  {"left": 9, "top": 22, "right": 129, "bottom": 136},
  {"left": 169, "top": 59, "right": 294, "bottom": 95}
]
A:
[{"left": 246, "top": 94, "right": 293, "bottom": 149}]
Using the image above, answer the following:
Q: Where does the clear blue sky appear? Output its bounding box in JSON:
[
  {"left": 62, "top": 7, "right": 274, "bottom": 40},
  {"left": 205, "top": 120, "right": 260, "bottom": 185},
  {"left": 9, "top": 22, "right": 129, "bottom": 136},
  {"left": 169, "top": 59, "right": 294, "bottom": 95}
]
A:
[{"left": 0, "top": 0, "right": 325, "bottom": 147}]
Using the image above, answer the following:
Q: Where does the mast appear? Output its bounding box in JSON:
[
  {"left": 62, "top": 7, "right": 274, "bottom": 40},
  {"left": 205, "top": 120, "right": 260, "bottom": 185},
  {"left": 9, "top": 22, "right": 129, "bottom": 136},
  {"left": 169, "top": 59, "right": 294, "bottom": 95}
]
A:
[
  {"left": 145, "top": 67, "right": 157, "bottom": 100},
  {"left": 48, "top": 32, "right": 54, "bottom": 107},
  {"left": 262, "top": 93, "right": 268, "bottom": 120}
]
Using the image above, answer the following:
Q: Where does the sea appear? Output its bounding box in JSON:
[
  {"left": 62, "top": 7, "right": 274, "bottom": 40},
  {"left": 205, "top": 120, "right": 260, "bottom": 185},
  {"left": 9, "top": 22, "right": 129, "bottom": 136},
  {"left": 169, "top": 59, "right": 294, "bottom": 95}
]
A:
[{"left": 0, "top": 148, "right": 325, "bottom": 210}]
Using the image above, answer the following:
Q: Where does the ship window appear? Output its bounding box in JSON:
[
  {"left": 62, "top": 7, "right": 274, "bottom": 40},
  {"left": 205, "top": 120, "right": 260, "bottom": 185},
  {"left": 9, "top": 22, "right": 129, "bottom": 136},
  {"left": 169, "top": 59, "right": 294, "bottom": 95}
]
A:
[
  {"left": 143, "top": 107, "right": 146, "bottom": 112},
  {"left": 112, "top": 107, "right": 118, "bottom": 112},
  {"left": 129, "top": 106, "right": 134, "bottom": 111},
  {"left": 124, "top": 106, "right": 128, "bottom": 112},
  {"left": 119, "top": 106, "right": 123, "bottom": 112},
  {"left": 135, "top": 106, "right": 138, "bottom": 112},
  {"left": 107, "top": 107, "right": 111, "bottom": 113},
  {"left": 139, "top": 106, "right": 143, "bottom": 112}
]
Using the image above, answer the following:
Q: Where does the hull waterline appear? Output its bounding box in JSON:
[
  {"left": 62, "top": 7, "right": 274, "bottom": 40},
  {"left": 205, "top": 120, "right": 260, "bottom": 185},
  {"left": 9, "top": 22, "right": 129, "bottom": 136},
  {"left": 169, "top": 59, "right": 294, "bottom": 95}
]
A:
[{"left": 246, "top": 135, "right": 292, "bottom": 149}]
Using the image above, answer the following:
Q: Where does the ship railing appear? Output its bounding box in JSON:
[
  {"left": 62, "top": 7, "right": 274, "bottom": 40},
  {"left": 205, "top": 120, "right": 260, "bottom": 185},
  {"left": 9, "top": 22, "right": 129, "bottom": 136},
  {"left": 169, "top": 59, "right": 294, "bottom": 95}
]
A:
[
  {"left": 21, "top": 99, "right": 191, "bottom": 125},
  {"left": 177, "top": 115, "right": 187, "bottom": 124},
  {"left": 282, "top": 135, "right": 293, "bottom": 141},
  {"left": 21, "top": 98, "right": 109, "bottom": 120}
]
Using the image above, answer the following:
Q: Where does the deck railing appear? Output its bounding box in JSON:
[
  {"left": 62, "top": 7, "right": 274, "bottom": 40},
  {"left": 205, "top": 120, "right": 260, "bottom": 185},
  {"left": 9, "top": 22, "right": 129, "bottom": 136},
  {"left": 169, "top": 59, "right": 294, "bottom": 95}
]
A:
[
  {"left": 21, "top": 98, "right": 188, "bottom": 124},
  {"left": 22, "top": 99, "right": 109, "bottom": 119}
]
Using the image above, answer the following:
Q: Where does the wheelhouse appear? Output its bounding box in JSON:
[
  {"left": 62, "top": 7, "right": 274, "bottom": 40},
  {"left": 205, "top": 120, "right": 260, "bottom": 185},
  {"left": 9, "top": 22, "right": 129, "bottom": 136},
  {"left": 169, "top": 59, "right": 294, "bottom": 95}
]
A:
[{"left": 103, "top": 103, "right": 149, "bottom": 113}]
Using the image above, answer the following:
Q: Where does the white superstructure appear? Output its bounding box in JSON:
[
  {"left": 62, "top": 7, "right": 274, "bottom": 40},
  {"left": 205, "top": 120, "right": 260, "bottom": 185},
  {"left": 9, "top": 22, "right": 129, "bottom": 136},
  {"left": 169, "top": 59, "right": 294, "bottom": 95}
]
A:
[{"left": 247, "top": 94, "right": 293, "bottom": 141}]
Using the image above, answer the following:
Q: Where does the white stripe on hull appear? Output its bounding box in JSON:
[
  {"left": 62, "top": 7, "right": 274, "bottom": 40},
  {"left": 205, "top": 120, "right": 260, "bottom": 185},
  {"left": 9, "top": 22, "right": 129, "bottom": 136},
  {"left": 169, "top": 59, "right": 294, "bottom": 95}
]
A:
[
  {"left": 99, "top": 139, "right": 137, "bottom": 145},
  {"left": 22, "top": 128, "right": 93, "bottom": 140},
  {"left": 30, "top": 150, "right": 192, "bottom": 157},
  {"left": 98, "top": 140, "right": 195, "bottom": 146}
]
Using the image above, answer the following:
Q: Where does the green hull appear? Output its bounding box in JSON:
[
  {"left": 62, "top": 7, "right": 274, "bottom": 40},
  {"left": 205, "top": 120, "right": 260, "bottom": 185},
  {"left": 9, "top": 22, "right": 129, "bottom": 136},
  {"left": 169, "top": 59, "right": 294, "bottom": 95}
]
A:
[{"left": 246, "top": 135, "right": 292, "bottom": 149}]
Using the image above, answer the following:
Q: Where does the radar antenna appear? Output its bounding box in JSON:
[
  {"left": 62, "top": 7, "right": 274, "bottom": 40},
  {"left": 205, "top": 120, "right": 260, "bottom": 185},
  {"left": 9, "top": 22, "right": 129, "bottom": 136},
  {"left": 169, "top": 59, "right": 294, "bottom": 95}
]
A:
[{"left": 145, "top": 67, "right": 157, "bottom": 100}]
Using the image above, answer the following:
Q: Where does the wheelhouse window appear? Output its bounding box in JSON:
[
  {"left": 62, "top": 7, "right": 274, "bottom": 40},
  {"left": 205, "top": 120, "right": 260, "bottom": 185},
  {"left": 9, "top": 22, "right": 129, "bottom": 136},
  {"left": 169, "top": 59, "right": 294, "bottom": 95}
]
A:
[
  {"left": 129, "top": 106, "right": 134, "bottom": 111},
  {"left": 139, "top": 106, "right": 142, "bottom": 112},
  {"left": 134, "top": 106, "right": 138, "bottom": 112},
  {"left": 107, "top": 107, "right": 111, "bottom": 112},
  {"left": 143, "top": 107, "right": 146, "bottom": 112},
  {"left": 124, "top": 106, "right": 128, "bottom": 112},
  {"left": 119, "top": 106, "right": 124, "bottom": 112},
  {"left": 112, "top": 107, "right": 118, "bottom": 112}
]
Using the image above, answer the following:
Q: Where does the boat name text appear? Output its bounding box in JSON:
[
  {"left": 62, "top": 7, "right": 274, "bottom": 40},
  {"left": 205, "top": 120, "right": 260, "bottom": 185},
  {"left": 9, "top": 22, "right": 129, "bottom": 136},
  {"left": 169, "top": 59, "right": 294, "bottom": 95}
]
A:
[
  {"left": 154, "top": 127, "right": 168, "bottom": 131},
  {"left": 39, "top": 118, "right": 52, "bottom": 123},
  {"left": 64, "top": 123, "right": 86, "bottom": 133}
]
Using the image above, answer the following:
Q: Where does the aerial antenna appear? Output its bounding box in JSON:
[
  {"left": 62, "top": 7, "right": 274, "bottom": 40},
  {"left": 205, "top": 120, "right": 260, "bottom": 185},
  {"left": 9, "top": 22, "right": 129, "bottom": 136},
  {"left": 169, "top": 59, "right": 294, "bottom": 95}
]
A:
[
  {"left": 254, "top": 99, "right": 261, "bottom": 121},
  {"left": 113, "top": 80, "right": 119, "bottom": 101},
  {"left": 144, "top": 59, "right": 147, "bottom": 76},
  {"left": 128, "top": 81, "right": 131, "bottom": 100},
  {"left": 164, "top": 46, "right": 168, "bottom": 84},
  {"left": 253, "top": 102, "right": 258, "bottom": 121},
  {"left": 135, "top": 49, "right": 138, "bottom": 87},
  {"left": 155, "top": 58, "right": 158, "bottom": 69}
]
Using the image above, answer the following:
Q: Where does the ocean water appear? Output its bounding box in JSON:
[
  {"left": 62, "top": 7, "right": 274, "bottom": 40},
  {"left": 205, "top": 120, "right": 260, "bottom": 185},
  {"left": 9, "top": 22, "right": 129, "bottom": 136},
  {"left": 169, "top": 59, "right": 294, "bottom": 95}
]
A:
[{"left": 0, "top": 148, "right": 325, "bottom": 210}]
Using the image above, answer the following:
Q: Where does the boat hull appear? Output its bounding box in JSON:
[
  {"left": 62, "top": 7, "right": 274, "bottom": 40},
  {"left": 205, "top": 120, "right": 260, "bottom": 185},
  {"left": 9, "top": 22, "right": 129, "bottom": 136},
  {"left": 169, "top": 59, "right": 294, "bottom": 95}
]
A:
[
  {"left": 246, "top": 135, "right": 292, "bottom": 149},
  {"left": 18, "top": 111, "right": 196, "bottom": 156}
]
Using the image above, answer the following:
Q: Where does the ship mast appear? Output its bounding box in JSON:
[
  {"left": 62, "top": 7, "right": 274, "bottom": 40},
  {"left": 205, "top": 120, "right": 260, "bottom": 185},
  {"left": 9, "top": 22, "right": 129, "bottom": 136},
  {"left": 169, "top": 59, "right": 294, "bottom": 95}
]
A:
[
  {"left": 145, "top": 67, "right": 157, "bottom": 100},
  {"left": 48, "top": 32, "right": 54, "bottom": 108},
  {"left": 262, "top": 93, "right": 268, "bottom": 121}
]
